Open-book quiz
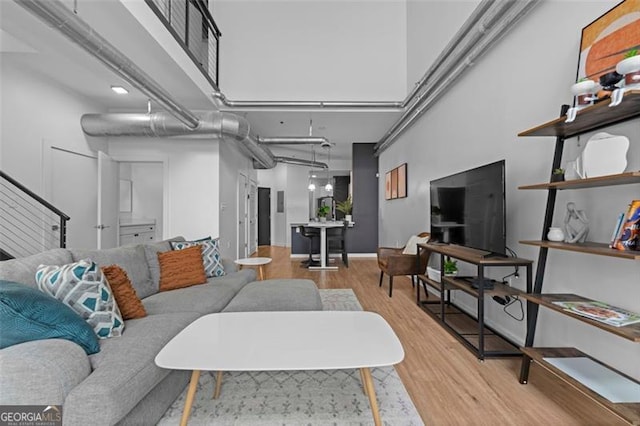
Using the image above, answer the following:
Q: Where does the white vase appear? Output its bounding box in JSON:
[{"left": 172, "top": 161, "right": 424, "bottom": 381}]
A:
[
  {"left": 616, "top": 55, "right": 640, "bottom": 87},
  {"left": 571, "top": 80, "right": 598, "bottom": 106},
  {"left": 345, "top": 214, "right": 352, "bottom": 222},
  {"left": 319, "top": 217, "right": 327, "bottom": 223},
  {"left": 547, "top": 227, "right": 565, "bottom": 242}
]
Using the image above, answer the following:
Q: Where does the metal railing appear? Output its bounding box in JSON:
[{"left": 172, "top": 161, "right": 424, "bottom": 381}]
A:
[
  {"left": 146, "top": 0, "right": 221, "bottom": 88},
  {"left": 0, "top": 171, "right": 70, "bottom": 259}
]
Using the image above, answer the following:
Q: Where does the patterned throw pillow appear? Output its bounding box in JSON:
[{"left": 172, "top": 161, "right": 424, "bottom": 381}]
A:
[
  {"left": 101, "top": 265, "right": 147, "bottom": 320},
  {"left": 158, "top": 245, "right": 207, "bottom": 291},
  {"left": 170, "top": 237, "right": 225, "bottom": 277},
  {"left": 36, "top": 259, "right": 125, "bottom": 339}
]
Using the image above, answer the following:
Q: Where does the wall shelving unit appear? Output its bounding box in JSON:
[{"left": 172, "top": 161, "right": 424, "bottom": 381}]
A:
[{"left": 517, "top": 90, "right": 640, "bottom": 425}]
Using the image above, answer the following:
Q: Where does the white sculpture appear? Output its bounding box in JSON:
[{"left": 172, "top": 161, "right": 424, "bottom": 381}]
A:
[{"left": 563, "top": 202, "right": 589, "bottom": 243}]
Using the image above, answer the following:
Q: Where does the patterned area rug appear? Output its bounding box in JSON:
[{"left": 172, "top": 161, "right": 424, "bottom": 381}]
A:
[{"left": 157, "top": 289, "right": 423, "bottom": 426}]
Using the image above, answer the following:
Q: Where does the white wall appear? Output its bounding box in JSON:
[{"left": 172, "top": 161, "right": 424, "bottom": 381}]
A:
[
  {"left": 257, "top": 165, "right": 288, "bottom": 246},
  {"left": 108, "top": 138, "right": 220, "bottom": 242},
  {"left": 215, "top": 0, "right": 407, "bottom": 100},
  {"left": 0, "top": 60, "right": 107, "bottom": 196},
  {"left": 130, "top": 162, "right": 164, "bottom": 241},
  {"left": 382, "top": 0, "right": 640, "bottom": 379},
  {"left": 218, "top": 137, "right": 256, "bottom": 259}
]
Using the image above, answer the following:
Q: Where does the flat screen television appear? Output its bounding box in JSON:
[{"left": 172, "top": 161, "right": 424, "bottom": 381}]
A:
[{"left": 430, "top": 160, "right": 506, "bottom": 256}]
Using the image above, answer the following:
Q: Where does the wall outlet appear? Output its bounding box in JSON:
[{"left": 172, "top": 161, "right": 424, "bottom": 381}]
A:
[{"left": 506, "top": 273, "right": 522, "bottom": 288}]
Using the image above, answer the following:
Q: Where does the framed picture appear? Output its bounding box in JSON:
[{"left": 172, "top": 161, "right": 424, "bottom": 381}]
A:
[
  {"left": 391, "top": 169, "right": 398, "bottom": 199},
  {"left": 577, "top": 0, "right": 640, "bottom": 83},
  {"left": 385, "top": 163, "right": 408, "bottom": 200},
  {"left": 397, "top": 163, "right": 407, "bottom": 198},
  {"left": 385, "top": 172, "right": 391, "bottom": 200}
]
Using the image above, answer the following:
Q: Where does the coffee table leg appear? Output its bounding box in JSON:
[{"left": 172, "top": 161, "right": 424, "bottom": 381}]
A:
[
  {"left": 213, "top": 371, "right": 223, "bottom": 399},
  {"left": 259, "top": 265, "right": 265, "bottom": 280},
  {"left": 360, "top": 367, "right": 381, "bottom": 426},
  {"left": 180, "top": 370, "right": 201, "bottom": 426},
  {"left": 358, "top": 369, "right": 368, "bottom": 396}
]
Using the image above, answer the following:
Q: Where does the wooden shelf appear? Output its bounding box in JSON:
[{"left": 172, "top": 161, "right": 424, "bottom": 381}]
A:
[
  {"left": 521, "top": 347, "right": 640, "bottom": 425},
  {"left": 442, "top": 276, "right": 524, "bottom": 298},
  {"left": 520, "top": 240, "right": 640, "bottom": 260},
  {"left": 518, "top": 90, "right": 640, "bottom": 138},
  {"left": 522, "top": 294, "right": 640, "bottom": 342},
  {"left": 419, "top": 243, "right": 533, "bottom": 266},
  {"left": 519, "top": 171, "right": 640, "bottom": 190},
  {"left": 416, "top": 274, "right": 443, "bottom": 293}
]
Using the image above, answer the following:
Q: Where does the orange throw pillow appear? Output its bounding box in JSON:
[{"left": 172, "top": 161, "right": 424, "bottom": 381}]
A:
[
  {"left": 158, "top": 245, "right": 207, "bottom": 291},
  {"left": 101, "top": 265, "right": 147, "bottom": 320}
]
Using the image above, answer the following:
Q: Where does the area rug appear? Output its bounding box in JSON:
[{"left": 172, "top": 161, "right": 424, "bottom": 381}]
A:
[{"left": 157, "top": 289, "right": 423, "bottom": 426}]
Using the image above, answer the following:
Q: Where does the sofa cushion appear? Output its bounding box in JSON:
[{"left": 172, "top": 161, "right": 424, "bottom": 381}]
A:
[
  {"left": 0, "top": 339, "right": 91, "bottom": 405},
  {"left": 36, "top": 260, "right": 125, "bottom": 339},
  {"left": 170, "top": 237, "right": 225, "bottom": 277},
  {"left": 102, "top": 265, "right": 147, "bottom": 320},
  {"left": 158, "top": 246, "right": 207, "bottom": 291},
  {"left": 0, "top": 281, "right": 100, "bottom": 354},
  {"left": 222, "top": 279, "right": 323, "bottom": 312},
  {"left": 70, "top": 245, "right": 155, "bottom": 299},
  {"left": 0, "top": 249, "right": 72, "bottom": 288},
  {"left": 63, "top": 312, "right": 199, "bottom": 426},
  {"left": 143, "top": 237, "right": 185, "bottom": 292},
  {"left": 142, "top": 270, "right": 255, "bottom": 315}
]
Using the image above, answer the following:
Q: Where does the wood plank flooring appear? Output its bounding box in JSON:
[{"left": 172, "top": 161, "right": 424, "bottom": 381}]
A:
[{"left": 255, "top": 246, "right": 625, "bottom": 425}]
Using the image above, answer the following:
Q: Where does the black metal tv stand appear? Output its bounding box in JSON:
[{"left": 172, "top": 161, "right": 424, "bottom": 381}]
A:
[{"left": 416, "top": 243, "right": 533, "bottom": 360}]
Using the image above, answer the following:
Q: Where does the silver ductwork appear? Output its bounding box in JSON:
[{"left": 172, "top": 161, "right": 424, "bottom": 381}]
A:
[
  {"left": 16, "top": 0, "right": 199, "bottom": 129},
  {"left": 374, "top": 0, "right": 539, "bottom": 154},
  {"left": 273, "top": 156, "right": 328, "bottom": 169},
  {"left": 212, "top": 92, "right": 403, "bottom": 110},
  {"left": 257, "top": 136, "right": 330, "bottom": 145},
  {"left": 81, "top": 112, "right": 277, "bottom": 169}
]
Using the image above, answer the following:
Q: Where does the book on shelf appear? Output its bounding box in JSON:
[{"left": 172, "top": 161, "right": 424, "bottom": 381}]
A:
[
  {"left": 552, "top": 301, "right": 640, "bottom": 327},
  {"left": 609, "top": 212, "right": 625, "bottom": 248},
  {"left": 612, "top": 199, "right": 640, "bottom": 251}
]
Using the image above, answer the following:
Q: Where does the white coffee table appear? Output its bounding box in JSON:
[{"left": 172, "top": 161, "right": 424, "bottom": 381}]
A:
[
  {"left": 234, "top": 257, "right": 272, "bottom": 280},
  {"left": 155, "top": 311, "right": 404, "bottom": 426}
]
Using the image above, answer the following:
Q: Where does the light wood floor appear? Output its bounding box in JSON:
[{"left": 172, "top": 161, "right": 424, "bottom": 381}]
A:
[{"left": 255, "top": 246, "right": 624, "bottom": 426}]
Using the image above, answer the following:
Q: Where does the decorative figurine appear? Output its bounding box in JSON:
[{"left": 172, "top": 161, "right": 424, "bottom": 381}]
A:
[{"left": 563, "top": 202, "right": 589, "bottom": 243}]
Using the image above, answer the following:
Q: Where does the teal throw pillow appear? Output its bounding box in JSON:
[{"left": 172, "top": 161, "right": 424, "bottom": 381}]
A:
[
  {"left": 36, "top": 259, "right": 124, "bottom": 339},
  {"left": 171, "top": 237, "right": 225, "bottom": 277},
  {"left": 0, "top": 280, "right": 100, "bottom": 355}
]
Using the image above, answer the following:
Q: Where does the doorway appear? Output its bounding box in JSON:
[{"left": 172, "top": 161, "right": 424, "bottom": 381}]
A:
[{"left": 258, "top": 187, "right": 271, "bottom": 246}]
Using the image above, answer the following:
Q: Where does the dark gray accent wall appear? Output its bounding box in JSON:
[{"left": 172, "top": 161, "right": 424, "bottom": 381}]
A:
[{"left": 350, "top": 143, "right": 378, "bottom": 253}]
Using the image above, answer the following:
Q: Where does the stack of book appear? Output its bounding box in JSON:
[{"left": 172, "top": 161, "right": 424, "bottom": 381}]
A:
[{"left": 609, "top": 199, "right": 640, "bottom": 251}]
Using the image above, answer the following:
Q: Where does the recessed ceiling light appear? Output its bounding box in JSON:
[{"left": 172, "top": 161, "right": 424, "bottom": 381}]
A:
[
  {"left": 311, "top": 174, "right": 317, "bottom": 178},
  {"left": 111, "top": 86, "right": 128, "bottom": 95}
]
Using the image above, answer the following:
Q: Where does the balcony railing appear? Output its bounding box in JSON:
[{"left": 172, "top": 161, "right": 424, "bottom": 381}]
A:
[{"left": 146, "top": 0, "right": 221, "bottom": 88}]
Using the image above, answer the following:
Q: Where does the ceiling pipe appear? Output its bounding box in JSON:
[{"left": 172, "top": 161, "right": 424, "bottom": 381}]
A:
[
  {"left": 257, "top": 136, "right": 331, "bottom": 145},
  {"left": 81, "top": 112, "right": 277, "bottom": 169},
  {"left": 15, "top": 0, "right": 199, "bottom": 129},
  {"left": 274, "top": 156, "right": 328, "bottom": 169},
  {"left": 211, "top": 92, "right": 403, "bottom": 110},
  {"left": 374, "top": 0, "right": 540, "bottom": 155}
]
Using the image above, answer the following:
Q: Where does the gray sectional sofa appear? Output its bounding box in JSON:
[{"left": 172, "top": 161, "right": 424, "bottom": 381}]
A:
[{"left": 0, "top": 237, "right": 322, "bottom": 425}]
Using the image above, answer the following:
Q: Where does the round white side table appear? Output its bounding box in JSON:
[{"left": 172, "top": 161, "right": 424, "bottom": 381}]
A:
[{"left": 234, "top": 257, "right": 272, "bottom": 280}]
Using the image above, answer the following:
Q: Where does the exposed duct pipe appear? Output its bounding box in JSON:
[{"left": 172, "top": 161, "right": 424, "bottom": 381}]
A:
[
  {"left": 211, "top": 92, "right": 403, "bottom": 110},
  {"left": 81, "top": 112, "right": 277, "bottom": 169},
  {"left": 374, "top": 0, "right": 540, "bottom": 155},
  {"left": 257, "top": 136, "right": 331, "bottom": 145},
  {"left": 15, "top": 0, "right": 199, "bottom": 129},
  {"left": 274, "top": 156, "right": 328, "bottom": 169}
]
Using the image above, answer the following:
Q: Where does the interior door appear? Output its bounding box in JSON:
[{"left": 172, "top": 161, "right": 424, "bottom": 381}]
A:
[
  {"left": 258, "top": 187, "right": 271, "bottom": 245},
  {"left": 248, "top": 181, "right": 258, "bottom": 254},
  {"left": 237, "top": 174, "right": 248, "bottom": 258},
  {"left": 97, "top": 151, "right": 119, "bottom": 249},
  {"left": 51, "top": 148, "right": 97, "bottom": 249}
]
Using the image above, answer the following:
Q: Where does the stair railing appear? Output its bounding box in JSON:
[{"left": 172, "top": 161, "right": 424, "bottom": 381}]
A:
[{"left": 0, "top": 170, "right": 70, "bottom": 259}]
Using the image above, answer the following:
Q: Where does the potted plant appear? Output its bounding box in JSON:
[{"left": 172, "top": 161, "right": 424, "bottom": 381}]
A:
[
  {"left": 335, "top": 195, "right": 353, "bottom": 222},
  {"left": 431, "top": 205, "right": 442, "bottom": 223},
  {"left": 317, "top": 205, "right": 330, "bottom": 222},
  {"left": 571, "top": 78, "right": 598, "bottom": 106},
  {"left": 551, "top": 168, "right": 565, "bottom": 182},
  {"left": 443, "top": 259, "right": 458, "bottom": 277},
  {"left": 616, "top": 49, "right": 640, "bottom": 87}
]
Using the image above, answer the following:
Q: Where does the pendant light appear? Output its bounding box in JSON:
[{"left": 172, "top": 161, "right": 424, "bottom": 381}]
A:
[
  {"left": 324, "top": 144, "right": 333, "bottom": 191},
  {"left": 308, "top": 137, "right": 316, "bottom": 191}
]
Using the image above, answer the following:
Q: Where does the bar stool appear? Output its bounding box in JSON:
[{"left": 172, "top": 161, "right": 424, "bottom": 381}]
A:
[
  {"left": 298, "top": 225, "right": 320, "bottom": 267},
  {"left": 326, "top": 221, "right": 349, "bottom": 267}
]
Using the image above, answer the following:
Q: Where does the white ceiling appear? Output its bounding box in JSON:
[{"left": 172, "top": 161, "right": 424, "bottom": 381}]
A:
[{"left": 0, "top": 0, "right": 404, "bottom": 161}]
